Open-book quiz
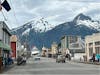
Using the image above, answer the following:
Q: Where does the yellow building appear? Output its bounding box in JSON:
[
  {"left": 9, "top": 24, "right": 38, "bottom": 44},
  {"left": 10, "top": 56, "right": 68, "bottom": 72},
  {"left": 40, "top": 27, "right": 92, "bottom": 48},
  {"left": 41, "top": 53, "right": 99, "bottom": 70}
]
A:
[
  {"left": 41, "top": 46, "right": 47, "bottom": 57},
  {"left": 85, "top": 33, "right": 100, "bottom": 61},
  {"left": 51, "top": 42, "right": 57, "bottom": 58},
  {"left": 10, "top": 35, "right": 22, "bottom": 59}
]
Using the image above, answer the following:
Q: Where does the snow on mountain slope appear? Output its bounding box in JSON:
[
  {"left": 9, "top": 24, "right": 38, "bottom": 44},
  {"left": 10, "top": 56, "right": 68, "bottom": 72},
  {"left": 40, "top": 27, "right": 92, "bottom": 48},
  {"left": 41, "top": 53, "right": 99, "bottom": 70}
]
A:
[
  {"left": 31, "top": 18, "right": 56, "bottom": 33},
  {"left": 11, "top": 13, "right": 100, "bottom": 49},
  {"left": 12, "top": 13, "right": 100, "bottom": 35},
  {"left": 73, "top": 13, "right": 100, "bottom": 31},
  {"left": 77, "top": 19, "right": 100, "bottom": 31},
  {"left": 22, "top": 28, "right": 30, "bottom": 35}
]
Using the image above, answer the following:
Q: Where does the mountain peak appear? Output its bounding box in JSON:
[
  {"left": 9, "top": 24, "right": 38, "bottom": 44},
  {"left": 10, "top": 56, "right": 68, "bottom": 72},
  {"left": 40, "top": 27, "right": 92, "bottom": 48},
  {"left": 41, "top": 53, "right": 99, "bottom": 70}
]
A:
[
  {"left": 32, "top": 18, "right": 56, "bottom": 33},
  {"left": 73, "top": 13, "right": 91, "bottom": 22}
]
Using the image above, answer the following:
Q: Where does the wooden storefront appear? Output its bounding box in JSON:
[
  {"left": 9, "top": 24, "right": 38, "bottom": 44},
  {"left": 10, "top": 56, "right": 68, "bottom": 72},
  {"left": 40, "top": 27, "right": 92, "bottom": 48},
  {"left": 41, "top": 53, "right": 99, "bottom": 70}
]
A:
[{"left": 0, "top": 41, "right": 11, "bottom": 73}]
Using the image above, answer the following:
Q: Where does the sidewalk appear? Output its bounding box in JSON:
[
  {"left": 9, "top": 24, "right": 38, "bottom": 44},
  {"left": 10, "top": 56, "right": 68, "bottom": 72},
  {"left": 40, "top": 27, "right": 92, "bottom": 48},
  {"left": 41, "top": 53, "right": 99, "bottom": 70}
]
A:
[
  {"left": 78, "top": 61, "right": 100, "bottom": 65},
  {"left": 71, "top": 60, "right": 100, "bottom": 65},
  {"left": 1, "top": 63, "right": 16, "bottom": 73}
]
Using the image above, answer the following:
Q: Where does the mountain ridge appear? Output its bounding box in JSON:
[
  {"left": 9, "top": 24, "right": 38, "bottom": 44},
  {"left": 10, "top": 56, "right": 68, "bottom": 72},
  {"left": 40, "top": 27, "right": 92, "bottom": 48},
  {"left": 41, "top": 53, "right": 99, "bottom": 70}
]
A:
[{"left": 11, "top": 13, "right": 100, "bottom": 49}]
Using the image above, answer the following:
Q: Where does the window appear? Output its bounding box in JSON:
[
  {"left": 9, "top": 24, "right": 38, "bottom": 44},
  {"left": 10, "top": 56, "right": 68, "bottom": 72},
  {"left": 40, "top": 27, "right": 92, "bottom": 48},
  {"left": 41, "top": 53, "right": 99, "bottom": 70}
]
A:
[
  {"left": 95, "top": 41, "right": 100, "bottom": 46},
  {"left": 89, "top": 48, "right": 93, "bottom": 56},
  {"left": 89, "top": 43, "right": 93, "bottom": 47},
  {"left": 72, "top": 43, "right": 79, "bottom": 48},
  {"left": 69, "top": 36, "right": 78, "bottom": 43},
  {"left": 95, "top": 47, "right": 100, "bottom": 54}
]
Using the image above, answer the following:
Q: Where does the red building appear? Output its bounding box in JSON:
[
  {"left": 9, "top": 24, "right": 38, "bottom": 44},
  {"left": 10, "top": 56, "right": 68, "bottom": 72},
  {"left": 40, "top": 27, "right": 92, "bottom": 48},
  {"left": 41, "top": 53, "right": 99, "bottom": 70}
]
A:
[{"left": 10, "top": 35, "right": 17, "bottom": 59}]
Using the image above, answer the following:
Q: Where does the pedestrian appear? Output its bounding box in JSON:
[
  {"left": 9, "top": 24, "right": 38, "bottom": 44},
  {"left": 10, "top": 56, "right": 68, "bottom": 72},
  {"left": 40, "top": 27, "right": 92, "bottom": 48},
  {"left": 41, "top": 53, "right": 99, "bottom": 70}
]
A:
[{"left": 92, "top": 53, "right": 95, "bottom": 62}]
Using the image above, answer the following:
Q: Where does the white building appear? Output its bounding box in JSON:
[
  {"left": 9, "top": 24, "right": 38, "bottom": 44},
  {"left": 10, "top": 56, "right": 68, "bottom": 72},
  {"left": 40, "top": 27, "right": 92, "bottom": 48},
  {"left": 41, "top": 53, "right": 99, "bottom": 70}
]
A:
[
  {"left": 85, "top": 33, "right": 100, "bottom": 61},
  {"left": 61, "top": 35, "right": 85, "bottom": 55}
]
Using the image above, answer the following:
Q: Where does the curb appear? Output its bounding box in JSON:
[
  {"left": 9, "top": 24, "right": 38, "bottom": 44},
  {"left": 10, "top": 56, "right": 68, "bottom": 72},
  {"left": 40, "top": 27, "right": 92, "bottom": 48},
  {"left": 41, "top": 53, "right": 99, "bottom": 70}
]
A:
[
  {"left": 80, "top": 62, "right": 100, "bottom": 65},
  {"left": 2, "top": 63, "right": 15, "bottom": 73},
  {"left": 73, "top": 61, "right": 100, "bottom": 65}
]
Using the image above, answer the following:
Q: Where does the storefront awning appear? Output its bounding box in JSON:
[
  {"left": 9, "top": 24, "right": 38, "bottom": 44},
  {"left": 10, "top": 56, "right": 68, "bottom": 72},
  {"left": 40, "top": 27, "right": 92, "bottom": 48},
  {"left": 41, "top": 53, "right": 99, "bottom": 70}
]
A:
[{"left": 0, "top": 41, "right": 11, "bottom": 50}]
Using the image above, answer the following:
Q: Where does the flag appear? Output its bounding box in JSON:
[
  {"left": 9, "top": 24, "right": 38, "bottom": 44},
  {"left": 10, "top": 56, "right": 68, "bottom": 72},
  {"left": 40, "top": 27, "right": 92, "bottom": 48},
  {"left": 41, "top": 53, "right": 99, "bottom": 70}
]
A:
[
  {"left": 0, "top": 4, "right": 2, "bottom": 11},
  {"left": 1, "top": 0, "right": 11, "bottom": 11}
]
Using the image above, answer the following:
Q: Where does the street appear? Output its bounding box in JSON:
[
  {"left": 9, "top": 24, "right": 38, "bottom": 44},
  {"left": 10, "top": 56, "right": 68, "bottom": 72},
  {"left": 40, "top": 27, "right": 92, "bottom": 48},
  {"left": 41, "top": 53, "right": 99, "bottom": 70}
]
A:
[{"left": 2, "top": 57, "right": 100, "bottom": 75}]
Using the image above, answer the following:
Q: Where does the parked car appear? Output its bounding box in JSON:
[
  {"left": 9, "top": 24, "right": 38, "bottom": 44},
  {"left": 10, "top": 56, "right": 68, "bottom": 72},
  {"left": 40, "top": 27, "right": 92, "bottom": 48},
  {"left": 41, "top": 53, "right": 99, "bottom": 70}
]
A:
[
  {"left": 34, "top": 54, "right": 41, "bottom": 61},
  {"left": 34, "top": 57, "right": 40, "bottom": 61},
  {"left": 56, "top": 55, "right": 66, "bottom": 63}
]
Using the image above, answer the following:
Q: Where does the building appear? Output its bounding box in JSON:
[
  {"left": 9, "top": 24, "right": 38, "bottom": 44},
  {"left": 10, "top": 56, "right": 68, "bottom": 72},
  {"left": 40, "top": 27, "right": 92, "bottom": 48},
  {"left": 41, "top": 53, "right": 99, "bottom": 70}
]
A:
[
  {"left": 51, "top": 42, "right": 57, "bottom": 58},
  {"left": 61, "top": 35, "right": 79, "bottom": 54},
  {"left": 10, "top": 35, "right": 22, "bottom": 59},
  {"left": 60, "top": 35, "right": 85, "bottom": 61},
  {"left": 85, "top": 33, "right": 100, "bottom": 61},
  {"left": 23, "top": 42, "right": 30, "bottom": 58},
  {"left": 47, "top": 48, "right": 52, "bottom": 58},
  {"left": 0, "top": 21, "right": 11, "bottom": 71},
  {"left": 61, "top": 35, "right": 84, "bottom": 54},
  {"left": 41, "top": 46, "right": 47, "bottom": 57}
]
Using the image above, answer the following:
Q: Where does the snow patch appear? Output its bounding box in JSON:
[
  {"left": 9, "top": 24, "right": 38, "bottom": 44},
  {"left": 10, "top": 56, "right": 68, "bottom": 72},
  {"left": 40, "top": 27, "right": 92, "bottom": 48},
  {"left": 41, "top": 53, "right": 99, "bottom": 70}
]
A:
[
  {"left": 31, "top": 18, "right": 56, "bottom": 33},
  {"left": 77, "top": 20, "right": 100, "bottom": 31},
  {"left": 22, "top": 28, "right": 30, "bottom": 35}
]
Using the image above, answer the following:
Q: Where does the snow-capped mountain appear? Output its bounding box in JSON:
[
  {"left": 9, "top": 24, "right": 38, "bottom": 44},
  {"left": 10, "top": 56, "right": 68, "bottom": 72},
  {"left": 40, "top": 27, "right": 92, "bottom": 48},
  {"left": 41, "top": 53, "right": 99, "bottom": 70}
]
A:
[
  {"left": 75, "top": 14, "right": 100, "bottom": 31},
  {"left": 11, "top": 13, "right": 100, "bottom": 49},
  {"left": 12, "top": 18, "right": 56, "bottom": 36},
  {"left": 31, "top": 18, "right": 56, "bottom": 33}
]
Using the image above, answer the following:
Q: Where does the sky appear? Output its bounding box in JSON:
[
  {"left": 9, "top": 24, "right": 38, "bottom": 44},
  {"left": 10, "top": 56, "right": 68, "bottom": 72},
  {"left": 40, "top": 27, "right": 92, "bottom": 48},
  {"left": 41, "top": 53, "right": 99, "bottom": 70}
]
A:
[{"left": 0, "top": 0, "right": 100, "bottom": 29}]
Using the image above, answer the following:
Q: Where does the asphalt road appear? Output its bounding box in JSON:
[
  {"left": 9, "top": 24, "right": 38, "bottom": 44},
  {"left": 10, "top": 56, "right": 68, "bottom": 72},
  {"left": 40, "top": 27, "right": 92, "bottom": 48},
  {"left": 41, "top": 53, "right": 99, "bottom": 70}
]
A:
[{"left": 2, "top": 57, "right": 100, "bottom": 75}]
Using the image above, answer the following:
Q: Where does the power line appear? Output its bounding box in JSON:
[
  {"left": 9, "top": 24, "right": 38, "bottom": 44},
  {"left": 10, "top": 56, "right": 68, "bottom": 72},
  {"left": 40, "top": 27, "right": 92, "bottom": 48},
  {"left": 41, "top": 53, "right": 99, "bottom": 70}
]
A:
[
  {"left": 1, "top": 10, "right": 7, "bottom": 21},
  {"left": 9, "top": 0, "right": 20, "bottom": 27}
]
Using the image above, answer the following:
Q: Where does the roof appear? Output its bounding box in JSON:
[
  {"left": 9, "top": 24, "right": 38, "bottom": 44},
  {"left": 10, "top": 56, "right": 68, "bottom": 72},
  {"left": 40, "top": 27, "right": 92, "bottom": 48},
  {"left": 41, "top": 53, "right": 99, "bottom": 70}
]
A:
[{"left": 0, "top": 21, "right": 11, "bottom": 36}]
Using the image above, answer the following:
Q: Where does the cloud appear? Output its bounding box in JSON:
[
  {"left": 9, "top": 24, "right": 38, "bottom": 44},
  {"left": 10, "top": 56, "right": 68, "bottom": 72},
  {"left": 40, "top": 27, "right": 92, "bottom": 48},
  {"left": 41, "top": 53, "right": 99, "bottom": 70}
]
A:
[{"left": 0, "top": 0, "right": 100, "bottom": 29}]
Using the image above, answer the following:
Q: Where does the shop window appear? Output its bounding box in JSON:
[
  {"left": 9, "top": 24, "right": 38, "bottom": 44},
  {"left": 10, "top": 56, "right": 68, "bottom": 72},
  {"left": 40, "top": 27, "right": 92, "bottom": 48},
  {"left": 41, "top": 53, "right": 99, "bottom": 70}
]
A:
[
  {"left": 89, "top": 48, "right": 93, "bottom": 56},
  {"left": 95, "top": 41, "right": 100, "bottom": 46},
  {"left": 95, "top": 47, "right": 100, "bottom": 54}
]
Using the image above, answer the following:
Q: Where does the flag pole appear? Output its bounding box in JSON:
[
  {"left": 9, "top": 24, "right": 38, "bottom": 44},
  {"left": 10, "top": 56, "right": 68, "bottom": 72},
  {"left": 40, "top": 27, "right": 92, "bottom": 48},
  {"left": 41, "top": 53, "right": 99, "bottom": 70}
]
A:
[
  {"left": 0, "top": 0, "right": 7, "bottom": 21},
  {"left": 1, "top": 10, "right": 7, "bottom": 21}
]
